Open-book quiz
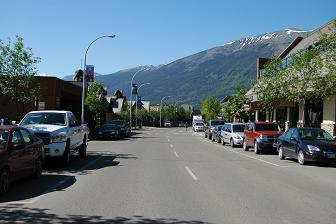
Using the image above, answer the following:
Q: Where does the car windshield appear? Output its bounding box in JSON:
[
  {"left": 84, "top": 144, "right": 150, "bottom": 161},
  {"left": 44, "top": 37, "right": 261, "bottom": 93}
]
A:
[
  {"left": 211, "top": 120, "right": 224, "bottom": 126},
  {"left": 110, "top": 120, "right": 125, "bottom": 126},
  {"left": 232, "top": 125, "right": 245, "bottom": 132},
  {"left": 255, "top": 124, "right": 280, "bottom": 131},
  {"left": 299, "top": 129, "right": 334, "bottom": 141},
  {"left": 0, "top": 130, "right": 9, "bottom": 149},
  {"left": 20, "top": 113, "right": 66, "bottom": 126},
  {"left": 101, "top": 124, "right": 117, "bottom": 131},
  {"left": 196, "top": 123, "right": 204, "bottom": 126}
]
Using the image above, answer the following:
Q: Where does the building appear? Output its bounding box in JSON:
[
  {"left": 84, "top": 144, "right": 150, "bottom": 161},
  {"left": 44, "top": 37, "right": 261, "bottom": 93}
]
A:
[
  {"left": 0, "top": 76, "right": 83, "bottom": 122},
  {"left": 246, "top": 19, "right": 336, "bottom": 134}
]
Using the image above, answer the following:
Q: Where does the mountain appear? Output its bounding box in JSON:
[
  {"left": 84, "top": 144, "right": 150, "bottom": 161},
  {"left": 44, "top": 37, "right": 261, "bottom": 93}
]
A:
[{"left": 63, "top": 28, "right": 310, "bottom": 106}]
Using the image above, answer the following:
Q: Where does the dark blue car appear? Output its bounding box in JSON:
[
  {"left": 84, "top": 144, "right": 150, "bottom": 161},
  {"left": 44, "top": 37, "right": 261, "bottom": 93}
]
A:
[{"left": 277, "top": 127, "right": 336, "bottom": 165}]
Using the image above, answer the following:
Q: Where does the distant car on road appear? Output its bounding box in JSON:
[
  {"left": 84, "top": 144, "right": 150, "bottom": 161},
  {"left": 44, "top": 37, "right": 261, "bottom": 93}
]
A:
[
  {"left": 243, "top": 122, "right": 283, "bottom": 154},
  {"left": 193, "top": 121, "right": 204, "bottom": 132},
  {"left": 212, "top": 125, "right": 224, "bottom": 143},
  {"left": 98, "top": 124, "right": 119, "bottom": 140},
  {"left": 0, "top": 126, "right": 44, "bottom": 195},
  {"left": 204, "top": 120, "right": 225, "bottom": 140},
  {"left": 109, "top": 120, "right": 130, "bottom": 138},
  {"left": 164, "top": 121, "right": 171, "bottom": 127},
  {"left": 178, "top": 121, "right": 186, "bottom": 127},
  {"left": 221, "top": 123, "right": 245, "bottom": 147},
  {"left": 277, "top": 127, "right": 336, "bottom": 165}
]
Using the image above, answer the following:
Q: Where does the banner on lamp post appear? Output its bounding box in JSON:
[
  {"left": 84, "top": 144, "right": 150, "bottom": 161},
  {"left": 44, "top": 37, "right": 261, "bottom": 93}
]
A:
[{"left": 85, "top": 65, "right": 94, "bottom": 82}]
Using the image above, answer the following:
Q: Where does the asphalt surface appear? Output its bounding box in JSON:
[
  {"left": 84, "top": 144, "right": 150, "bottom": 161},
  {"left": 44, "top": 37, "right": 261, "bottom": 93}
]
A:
[{"left": 1, "top": 127, "right": 336, "bottom": 224}]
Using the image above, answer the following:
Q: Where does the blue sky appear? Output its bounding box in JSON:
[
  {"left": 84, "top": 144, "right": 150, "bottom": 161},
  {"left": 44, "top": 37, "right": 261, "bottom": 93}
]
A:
[{"left": 1, "top": 0, "right": 335, "bottom": 78}]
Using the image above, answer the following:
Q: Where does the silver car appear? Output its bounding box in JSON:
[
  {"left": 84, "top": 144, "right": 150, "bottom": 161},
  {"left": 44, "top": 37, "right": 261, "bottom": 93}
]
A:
[{"left": 220, "top": 123, "right": 245, "bottom": 147}]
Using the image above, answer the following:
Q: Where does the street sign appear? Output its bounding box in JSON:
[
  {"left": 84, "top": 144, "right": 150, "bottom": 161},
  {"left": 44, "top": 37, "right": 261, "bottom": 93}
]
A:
[{"left": 132, "top": 83, "right": 138, "bottom": 95}]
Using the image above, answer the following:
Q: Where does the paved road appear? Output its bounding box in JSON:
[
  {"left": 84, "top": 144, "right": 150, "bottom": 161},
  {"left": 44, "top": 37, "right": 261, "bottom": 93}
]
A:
[{"left": 1, "top": 127, "right": 336, "bottom": 224}]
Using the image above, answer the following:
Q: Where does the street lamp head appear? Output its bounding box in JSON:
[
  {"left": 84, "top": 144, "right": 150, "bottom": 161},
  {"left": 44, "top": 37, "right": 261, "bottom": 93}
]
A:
[{"left": 107, "top": 34, "right": 116, "bottom": 38}]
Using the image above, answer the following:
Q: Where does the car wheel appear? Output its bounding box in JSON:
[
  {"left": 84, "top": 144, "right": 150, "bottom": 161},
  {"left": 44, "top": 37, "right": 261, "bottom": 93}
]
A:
[
  {"left": 204, "top": 133, "right": 207, "bottom": 138},
  {"left": 61, "top": 141, "right": 70, "bottom": 167},
  {"left": 0, "top": 168, "right": 9, "bottom": 195},
  {"left": 212, "top": 135, "right": 215, "bottom": 141},
  {"left": 243, "top": 139, "right": 249, "bottom": 151},
  {"left": 221, "top": 138, "right": 226, "bottom": 145},
  {"left": 33, "top": 158, "right": 43, "bottom": 178},
  {"left": 298, "top": 150, "right": 306, "bottom": 165},
  {"left": 254, "top": 141, "right": 260, "bottom": 154},
  {"left": 217, "top": 137, "right": 221, "bottom": 143},
  {"left": 230, "top": 138, "right": 235, "bottom": 148},
  {"left": 278, "top": 146, "right": 285, "bottom": 160},
  {"left": 79, "top": 136, "right": 87, "bottom": 158}
]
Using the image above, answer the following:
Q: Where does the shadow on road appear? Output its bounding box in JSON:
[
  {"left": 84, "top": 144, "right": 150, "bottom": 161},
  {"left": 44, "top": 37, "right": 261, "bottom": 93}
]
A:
[
  {"left": 0, "top": 205, "right": 214, "bottom": 224},
  {"left": 0, "top": 175, "right": 76, "bottom": 203}
]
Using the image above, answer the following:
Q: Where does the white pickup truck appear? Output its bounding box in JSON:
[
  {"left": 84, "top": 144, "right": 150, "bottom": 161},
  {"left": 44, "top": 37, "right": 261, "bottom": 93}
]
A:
[{"left": 19, "top": 110, "right": 90, "bottom": 166}]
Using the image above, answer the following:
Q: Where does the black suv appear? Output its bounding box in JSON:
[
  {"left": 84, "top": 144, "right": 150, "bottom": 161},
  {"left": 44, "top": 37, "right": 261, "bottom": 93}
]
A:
[
  {"left": 204, "top": 120, "right": 225, "bottom": 140},
  {"left": 109, "top": 120, "right": 131, "bottom": 138}
]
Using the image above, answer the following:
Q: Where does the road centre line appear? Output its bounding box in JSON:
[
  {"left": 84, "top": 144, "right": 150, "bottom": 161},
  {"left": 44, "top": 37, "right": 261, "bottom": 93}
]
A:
[
  {"left": 185, "top": 166, "right": 198, "bottom": 181},
  {"left": 7, "top": 154, "right": 104, "bottom": 205},
  {"left": 170, "top": 144, "right": 174, "bottom": 148},
  {"left": 168, "top": 138, "right": 170, "bottom": 142},
  {"left": 174, "top": 151, "right": 180, "bottom": 158}
]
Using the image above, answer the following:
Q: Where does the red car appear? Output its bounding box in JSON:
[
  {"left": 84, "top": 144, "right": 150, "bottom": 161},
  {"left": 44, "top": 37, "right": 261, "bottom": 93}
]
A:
[
  {"left": 243, "top": 122, "right": 283, "bottom": 154},
  {"left": 0, "top": 125, "right": 44, "bottom": 195}
]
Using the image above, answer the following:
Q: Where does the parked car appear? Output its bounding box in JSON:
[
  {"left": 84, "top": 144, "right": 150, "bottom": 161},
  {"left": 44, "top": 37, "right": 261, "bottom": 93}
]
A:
[
  {"left": 193, "top": 121, "right": 204, "bottom": 132},
  {"left": 109, "top": 120, "right": 130, "bottom": 137},
  {"left": 221, "top": 123, "right": 245, "bottom": 147},
  {"left": 164, "top": 121, "right": 171, "bottom": 127},
  {"left": 178, "top": 121, "right": 186, "bottom": 127},
  {"left": 212, "top": 125, "right": 224, "bottom": 143},
  {"left": 0, "top": 126, "right": 44, "bottom": 195},
  {"left": 243, "top": 122, "right": 283, "bottom": 154},
  {"left": 204, "top": 120, "right": 225, "bottom": 139},
  {"left": 19, "top": 110, "right": 90, "bottom": 166},
  {"left": 98, "top": 124, "right": 119, "bottom": 140},
  {"left": 277, "top": 127, "right": 336, "bottom": 165}
]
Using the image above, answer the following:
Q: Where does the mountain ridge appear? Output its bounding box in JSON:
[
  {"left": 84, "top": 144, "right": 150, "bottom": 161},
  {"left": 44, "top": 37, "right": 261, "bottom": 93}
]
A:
[{"left": 63, "top": 28, "right": 310, "bottom": 105}]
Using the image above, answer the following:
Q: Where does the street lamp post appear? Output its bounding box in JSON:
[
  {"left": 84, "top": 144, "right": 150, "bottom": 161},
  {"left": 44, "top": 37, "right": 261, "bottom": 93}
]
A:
[
  {"left": 174, "top": 99, "right": 183, "bottom": 126},
  {"left": 135, "top": 82, "right": 151, "bottom": 129},
  {"left": 81, "top": 34, "right": 116, "bottom": 124},
  {"left": 160, "top": 96, "right": 172, "bottom": 128},
  {"left": 129, "top": 68, "right": 146, "bottom": 129}
]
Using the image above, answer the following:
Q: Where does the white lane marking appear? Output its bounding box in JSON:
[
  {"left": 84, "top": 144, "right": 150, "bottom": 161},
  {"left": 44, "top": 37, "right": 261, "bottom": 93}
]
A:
[
  {"left": 185, "top": 166, "right": 198, "bottom": 181},
  {"left": 170, "top": 144, "right": 174, "bottom": 148},
  {"left": 174, "top": 151, "right": 180, "bottom": 158},
  {"left": 167, "top": 138, "right": 170, "bottom": 142},
  {"left": 201, "top": 138, "right": 300, "bottom": 168},
  {"left": 7, "top": 154, "right": 104, "bottom": 204}
]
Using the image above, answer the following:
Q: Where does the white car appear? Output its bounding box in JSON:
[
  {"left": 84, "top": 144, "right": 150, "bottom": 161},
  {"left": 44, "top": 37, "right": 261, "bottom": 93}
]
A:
[
  {"left": 164, "top": 121, "right": 171, "bottom": 127},
  {"left": 19, "top": 110, "right": 90, "bottom": 166},
  {"left": 220, "top": 123, "right": 245, "bottom": 147},
  {"left": 193, "top": 122, "right": 204, "bottom": 132}
]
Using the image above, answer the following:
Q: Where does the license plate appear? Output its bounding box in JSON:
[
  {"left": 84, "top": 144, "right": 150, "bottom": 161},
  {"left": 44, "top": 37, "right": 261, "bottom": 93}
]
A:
[{"left": 326, "top": 154, "right": 336, "bottom": 158}]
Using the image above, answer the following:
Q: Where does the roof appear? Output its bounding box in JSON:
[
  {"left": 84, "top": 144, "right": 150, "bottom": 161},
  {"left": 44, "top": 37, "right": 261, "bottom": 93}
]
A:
[
  {"left": 0, "top": 125, "right": 16, "bottom": 130},
  {"left": 27, "top": 110, "right": 69, "bottom": 114}
]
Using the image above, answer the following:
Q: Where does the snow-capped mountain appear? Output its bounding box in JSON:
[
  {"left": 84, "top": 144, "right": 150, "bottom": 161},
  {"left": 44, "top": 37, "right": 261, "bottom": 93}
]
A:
[{"left": 64, "top": 28, "right": 310, "bottom": 105}]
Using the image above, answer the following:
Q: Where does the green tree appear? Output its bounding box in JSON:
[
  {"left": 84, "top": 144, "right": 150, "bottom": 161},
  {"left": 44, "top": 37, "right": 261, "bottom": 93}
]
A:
[
  {"left": 85, "top": 82, "right": 107, "bottom": 127},
  {"left": 177, "top": 107, "right": 189, "bottom": 122},
  {"left": 200, "top": 97, "right": 221, "bottom": 121},
  {"left": 162, "top": 105, "right": 175, "bottom": 121},
  {"left": 0, "top": 36, "right": 41, "bottom": 118},
  {"left": 149, "top": 110, "right": 160, "bottom": 126},
  {"left": 136, "top": 109, "right": 148, "bottom": 126},
  {"left": 222, "top": 84, "right": 249, "bottom": 122}
]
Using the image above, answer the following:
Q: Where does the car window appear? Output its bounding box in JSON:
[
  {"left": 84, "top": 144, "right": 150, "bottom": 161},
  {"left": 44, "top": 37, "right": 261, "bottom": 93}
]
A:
[
  {"left": 255, "top": 123, "right": 280, "bottom": 131},
  {"left": 291, "top": 129, "right": 299, "bottom": 140},
  {"left": 21, "top": 112, "right": 66, "bottom": 126},
  {"left": 68, "top": 113, "right": 76, "bottom": 126},
  {"left": 11, "top": 130, "right": 24, "bottom": 147},
  {"left": 299, "top": 129, "right": 334, "bottom": 141},
  {"left": 0, "top": 130, "right": 9, "bottom": 149},
  {"left": 232, "top": 124, "right": 245, "bottom": 132},
  {"left": 20, "top": 129, "right": 34, "bottom": 144},
  {"left": 283, "top": 128, "right": 294, "bottom": 140}
]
